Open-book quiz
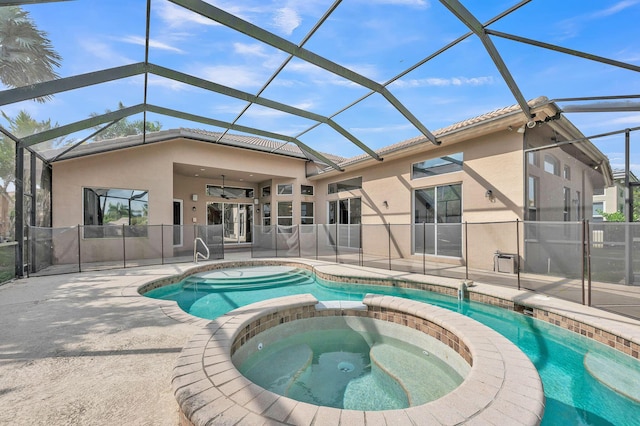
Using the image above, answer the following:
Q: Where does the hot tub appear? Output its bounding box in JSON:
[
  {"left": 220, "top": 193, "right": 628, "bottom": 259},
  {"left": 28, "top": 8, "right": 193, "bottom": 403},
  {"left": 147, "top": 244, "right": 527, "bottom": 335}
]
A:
[{"left": 172, "top": 294, "right": 545, "bottom": 425}]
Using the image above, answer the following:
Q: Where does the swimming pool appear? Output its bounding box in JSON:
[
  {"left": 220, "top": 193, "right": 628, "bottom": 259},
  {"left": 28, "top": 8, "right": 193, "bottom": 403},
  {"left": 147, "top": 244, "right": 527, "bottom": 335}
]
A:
[{"left": 145, "top": 265, "right": 640, "bottom": 425}]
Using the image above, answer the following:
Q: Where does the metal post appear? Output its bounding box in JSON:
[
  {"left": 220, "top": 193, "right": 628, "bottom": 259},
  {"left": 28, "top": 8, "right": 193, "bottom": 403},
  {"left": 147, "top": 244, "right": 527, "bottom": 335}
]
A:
[
  {"left": 315, "top": 224, "right": 318, "bottom": 260},
  {"left": 297, "top": 224, "right": 301, "bottom": 258},
  {"left": 586, "top": 220, "right": 592, "bottom": 306},
  {"left": 624, "top": 129, "right": 634, "bottom": 284},
  {"left": 77, "top": 224, "right": 82, "bottom": 273},
  {"left": 387, "top": 223, "right": 391, "bottom": 270},
  {"left": 464, "top": 221, "right": 469, "bottom": 280},
  {"left": 220, "top": 225, "right": 225, "bottom": 259},
  {"left": 15, "top": 144, "right": 24, "bottom": 278},
  {"left": 161, "top": 224, "right": 165, "bottom": 265},
  {"left": 581, "top": 219, "right": 586, "bottom": 305},
  {"left": 29, "top": 152, "right": 36, "bottom": 274},
  {"left": 25, "top": 225, "right": 30, "bottom": 278},
  {"left": 516, "top": 219, "right": 521, "bottom": 290},
  {"left": 122, "top": 224, "right": 126, "bottom": 268},
  {"left": 359, "top": 223, "right": 363, "bottom": 266},
  {"left": 335, "top": 222, "right": 338, "bottom": 264},
  {"left": 423, "top": 223, "right": 426, "bottom": 275},
  {"left": 250, "top": 224, "right": 254, "bottom": 259}
]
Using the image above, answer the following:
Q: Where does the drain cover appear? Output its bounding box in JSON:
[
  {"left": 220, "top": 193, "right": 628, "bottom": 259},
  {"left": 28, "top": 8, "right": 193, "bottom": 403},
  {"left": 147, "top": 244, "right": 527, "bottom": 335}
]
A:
[{"left": 338, "top": 361, "right": 355, "bottom": 373}]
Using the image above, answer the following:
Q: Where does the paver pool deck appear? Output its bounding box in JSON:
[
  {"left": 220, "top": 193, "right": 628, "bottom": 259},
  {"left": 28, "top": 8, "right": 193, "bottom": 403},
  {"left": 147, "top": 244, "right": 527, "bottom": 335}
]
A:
[{"left": 0, "top": 258, "right": 639, "bottom": 425}]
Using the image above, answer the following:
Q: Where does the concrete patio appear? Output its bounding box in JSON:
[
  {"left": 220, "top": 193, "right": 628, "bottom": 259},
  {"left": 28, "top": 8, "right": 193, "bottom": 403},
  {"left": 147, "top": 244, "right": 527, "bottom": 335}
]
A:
[{"left": 1, "top": 258, "right": 639, "bottom": 425}]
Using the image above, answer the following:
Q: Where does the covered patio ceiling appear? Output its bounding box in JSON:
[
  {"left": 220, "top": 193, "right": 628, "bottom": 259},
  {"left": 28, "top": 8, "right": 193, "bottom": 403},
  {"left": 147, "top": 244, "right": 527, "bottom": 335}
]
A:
[{"left": 0, "top": 0, "right": 639, "bottom": 171}]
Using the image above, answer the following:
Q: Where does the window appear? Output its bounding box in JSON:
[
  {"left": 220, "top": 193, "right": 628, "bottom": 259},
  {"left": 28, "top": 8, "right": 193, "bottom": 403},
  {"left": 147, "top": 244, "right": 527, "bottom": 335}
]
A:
[
  {"left": 328, "top": 177, "right": 362, "bottom": 194},
  {"left": 301, "top": 185, "right": 314, "bottom": 196},
  {"left": 277, "top": 201, "right": 293, "bottom": 231},
  {"left": 527, "top": 151, "right": 539, "bottom": 167},
  {"left": 206, "top": 185, "right": 253, "bottom": 198},
  {"left": 277, "top": 184, "right": 293, "bottom": 195},
  {"left": 301, "top": 202, "right": 314, "bottom": 224},
  {"left": 593, "top": 201, "right": 604, "bottom": 221},
  {"left": 543, "top": 154, "right": 560, "bottom": 176},
  {"left": 575, "top": 191, "right": 581, "bottom": 220},
  {"left": 593, "top": 187, "right": 605, "bottom": 196},
  {"left": 412, "top": 153, "right": 463, "bottom": 179},
  {"left": 263, "top": 203, "right": 271, "bottom": 227},
  {"left": 528, "top": 176, "right": 538, "bottom": 221},
  {"left": 261, "top": 186, "right": 271, "bottom": 197},
  {"left": 563, "top": 165, "right": 571, "bottom": 180},
  {"left": 563, "top": 187, "right": 571, "bottom": 221},
  {"left": 83, "top": 188, "right": 148, "bottom": 238},
  {"left": 413, "top": 184, "right": 462, "bottom": 257}
]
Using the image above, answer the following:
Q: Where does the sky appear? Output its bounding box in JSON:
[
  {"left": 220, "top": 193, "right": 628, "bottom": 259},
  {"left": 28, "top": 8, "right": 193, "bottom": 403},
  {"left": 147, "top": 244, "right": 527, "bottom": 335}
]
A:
[{"left": 2, "top": 0, "right": 640, "bottom": 173}]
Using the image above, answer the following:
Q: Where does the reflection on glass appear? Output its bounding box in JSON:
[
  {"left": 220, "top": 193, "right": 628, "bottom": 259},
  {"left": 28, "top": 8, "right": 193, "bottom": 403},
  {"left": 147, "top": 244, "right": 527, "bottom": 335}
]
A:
[
  {"left": 412, "top": 153, "right": 463, "bottom": 179},
  {"left": 83, "top": 188, "right": 148, "bottom": 238},
  {"left": 413, "top": 184, "right": 461, "bottom": 256}
]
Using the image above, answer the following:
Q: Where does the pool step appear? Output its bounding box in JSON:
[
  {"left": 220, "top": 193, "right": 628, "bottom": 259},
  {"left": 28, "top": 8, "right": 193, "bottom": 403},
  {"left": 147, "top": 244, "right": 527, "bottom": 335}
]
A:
[
  {"left": 343, "top": 373, "right": 407, "bottom": 411},
  {"left": 584, "top": 351, "right": 640, "bottom": 403},
  {"left": 182, "top": 268, "right": 314, "bottom": 291},
  {"left": 240, "top": 344, "right": 313, "bottom": 396},
  {"left": 369, "top": 343, "right": 462, "bottom": 406}
]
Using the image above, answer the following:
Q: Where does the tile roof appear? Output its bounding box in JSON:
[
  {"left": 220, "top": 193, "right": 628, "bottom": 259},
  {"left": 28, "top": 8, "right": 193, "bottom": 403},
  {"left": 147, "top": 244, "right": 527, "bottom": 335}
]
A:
[
  {"left": 49, "top": 97, "right": 547, "bottom": 166},
  {"left": 335, "top": 96, "right": 550, "bottom": 167}
]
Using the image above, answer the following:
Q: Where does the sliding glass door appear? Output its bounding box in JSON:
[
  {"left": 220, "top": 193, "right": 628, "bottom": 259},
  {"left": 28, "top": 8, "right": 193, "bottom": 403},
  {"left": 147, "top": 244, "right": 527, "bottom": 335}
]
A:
[
  {"left": 207, "top": 202, "right": 253, "bottom": 243},
  {"left": 413, "top": 184, "right": 462, "bottom": 257}
]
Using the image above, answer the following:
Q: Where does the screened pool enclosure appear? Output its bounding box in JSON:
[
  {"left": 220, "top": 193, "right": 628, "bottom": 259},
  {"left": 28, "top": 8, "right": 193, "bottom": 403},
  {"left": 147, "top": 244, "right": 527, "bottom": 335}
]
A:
[{"left": 1, "top": 1, "right": 640, "bottom": 318}]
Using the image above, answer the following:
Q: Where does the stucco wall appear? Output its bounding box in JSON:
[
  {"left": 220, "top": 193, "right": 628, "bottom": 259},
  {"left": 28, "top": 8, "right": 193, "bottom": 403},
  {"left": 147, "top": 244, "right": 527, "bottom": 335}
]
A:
[
  {"left": 309, "top": 129, "right": 525, "bottom": 266},
  {"left": 50, "top": 124, "right": 604, "bottom": 268}
]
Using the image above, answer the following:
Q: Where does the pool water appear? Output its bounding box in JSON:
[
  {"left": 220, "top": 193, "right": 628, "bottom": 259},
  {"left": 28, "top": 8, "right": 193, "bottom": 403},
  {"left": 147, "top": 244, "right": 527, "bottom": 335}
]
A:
[
  {"left": 236, "top": 324, "right": 463, "bottom": 410},
  {"left": 145, "top": 266, "right": 640, "bottom": 425}
]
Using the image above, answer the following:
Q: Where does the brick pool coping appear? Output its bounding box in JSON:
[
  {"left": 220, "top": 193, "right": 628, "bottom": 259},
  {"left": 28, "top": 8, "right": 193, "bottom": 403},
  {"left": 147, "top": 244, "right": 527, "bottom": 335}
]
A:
[{"left": 171, "top": 294, "right": 544, "bottom": 425}]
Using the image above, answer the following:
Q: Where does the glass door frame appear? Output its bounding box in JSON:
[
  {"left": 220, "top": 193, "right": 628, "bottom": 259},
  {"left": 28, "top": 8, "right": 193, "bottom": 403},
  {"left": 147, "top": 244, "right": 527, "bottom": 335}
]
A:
[{"left": 207, "top": 201, "right": 254, "bottom": 244}]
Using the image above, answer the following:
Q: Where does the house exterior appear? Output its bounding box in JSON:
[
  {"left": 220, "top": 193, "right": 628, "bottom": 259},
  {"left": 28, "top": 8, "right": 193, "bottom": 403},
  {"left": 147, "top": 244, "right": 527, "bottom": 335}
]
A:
[
  {"left": 592, "top": 169, "right": 639, "bottom": 221},
  {"left": 48, "top": 97, "right": 612, "bottom": 269}
]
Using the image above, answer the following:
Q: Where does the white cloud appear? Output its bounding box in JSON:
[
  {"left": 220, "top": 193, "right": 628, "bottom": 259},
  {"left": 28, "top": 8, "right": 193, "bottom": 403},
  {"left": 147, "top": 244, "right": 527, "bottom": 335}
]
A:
[
  {"left": 602, "top": 114, "right": 640, "bottom": 126},
  {"left": 391, "top": 76, "right": 494, "bottom": 88},
  {"left": 282, "top": 61, "right": 373, "bottom": 88},
  {"left": 119, "top": 36, "right": 184, "bottom": 54},
  {"left": 244, "top": 105, "right": 289, "bottom": 118},
  {"left": 291, "top": 101, "right": 315, "bottom": 110},
  {"left": 233, "top": 42, "right": 270, "bottom": 58},
  {"left": 200, "top": 65, "right": 266, "bottom": 89},
  {"left": 78, "top": 39, "right": 134, "bottom": 66},
  {"left": 590, "top": 0, "right": 640, "bottom": 19},
  {"left": 232, "top": 42, "right": 288, "bottom": 69},
  {"left": 577, "top": 113, "right": 640, "bottom": 130},
  {"left": 147, "top": 76, "right": 192, "bottom": 91},
  {"left": 556, "top": 1, "right": 640, "bottom": 40},
  {"left": 155, "top": 1, "right": 218, "bottom": 29},
  {"left": 273, "top": 7, "right": 301, "bottom": 36}
]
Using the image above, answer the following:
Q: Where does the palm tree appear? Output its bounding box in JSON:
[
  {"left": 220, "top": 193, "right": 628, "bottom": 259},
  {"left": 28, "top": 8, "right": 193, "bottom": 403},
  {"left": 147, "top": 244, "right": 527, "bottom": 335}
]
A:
[
  {"left": 0, "top": 110, "right": 61, "bottom": 210},
  {"left": 92, "top": 102, "right": 162, "bottom": 140},
  {"left": 0, "top": 6, "right": 61, "bottom": 99}
]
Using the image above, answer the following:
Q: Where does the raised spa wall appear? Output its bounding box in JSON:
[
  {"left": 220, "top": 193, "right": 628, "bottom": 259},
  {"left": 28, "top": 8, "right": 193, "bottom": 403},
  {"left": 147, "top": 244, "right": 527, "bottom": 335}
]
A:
[
  {"left": 172, "top": 293, "right": 544, "bottom": 425},
  {"left": 230, "top": 313, "right": 472, "bottom": 408},
  {"left": 140, "top": 259, "right": 640, "bottom": 361}
]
